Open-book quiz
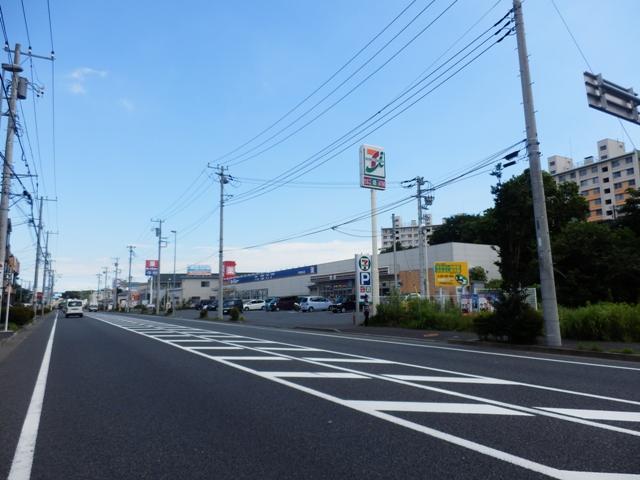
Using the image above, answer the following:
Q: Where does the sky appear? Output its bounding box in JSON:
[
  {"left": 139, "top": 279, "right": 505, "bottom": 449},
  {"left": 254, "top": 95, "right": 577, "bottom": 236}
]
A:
[{"left": 1, "top": 0, "right": 639, "bottom": 291}]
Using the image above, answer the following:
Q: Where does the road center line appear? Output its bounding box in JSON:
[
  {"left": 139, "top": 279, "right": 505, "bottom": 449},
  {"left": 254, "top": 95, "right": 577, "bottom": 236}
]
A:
[{"left": 8, "top": 314, "right": 58, "bottom": 480}]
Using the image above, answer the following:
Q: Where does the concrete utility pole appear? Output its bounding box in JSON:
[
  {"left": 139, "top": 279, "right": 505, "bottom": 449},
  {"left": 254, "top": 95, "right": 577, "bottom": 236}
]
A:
[
  {"left": 126, "top": 245, "right": 135, "bottom": 312},
  {"left": 391, "top": 213, "right": 398, "bottom": 291},
  {"left": 513, "top": 0, "right": 562, "bottom": 347},
  {"left": 113, "top": 258, "right": 119, "bottom": 311},
  {"left": 416, "top": 177, "right": 426, "bottom": 298},
  {"left": 103, "top": 266, "right": 109, "bottom": 309},
  {"left": 216, "top": 166, "right": 228, "bottom": 321},
  {"left": 40, "top": 231, "right": 50, "bottom": 316},
  {"left": 32, "top": 197, "right": 43, "bottom": 315},
  {"left": 0, "top": 44, "right": 23, "bottom": 315},
  {"left": 171, "top": 230, "right": 177, "bottom": 312},
  {"left": 96, "top": 273, "right": 101, "bottom": 305},
  {"left": 151, "top": 219, "right": 164, "bottom": 315}
]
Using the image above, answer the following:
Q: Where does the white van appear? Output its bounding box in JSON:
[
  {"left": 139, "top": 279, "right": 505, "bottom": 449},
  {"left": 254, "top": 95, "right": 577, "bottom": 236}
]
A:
[{"left": 63, "top": 299, "right": 84, "bottom": 318}]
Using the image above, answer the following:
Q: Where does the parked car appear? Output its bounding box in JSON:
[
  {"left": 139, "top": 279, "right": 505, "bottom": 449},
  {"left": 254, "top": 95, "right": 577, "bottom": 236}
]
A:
[
  {"left": 222, "top": 299, "right": 244, "bottom": 314},
  {"left": 203, "top": 301, "right": 218, "bottom": 311},
  {"left": 265, "top": 297, "right": 279, "bottom": 311},
  {"left": 274, "top": 296, "right": 299, "bottom": 311},
  {"left": 63, "top": 299, "right": 84, "bottom": 318},
  {"left": 329, "top": 295, "right": 356, "bottom": 313},
  {"left": 88, "top": 304, "right": 99, "bottom": 312},
  {"left": 243, "top": 299, "right": 266, "bottom": 311},
  {"left": 299, "top": 296, "right": 332, "bottom": 312}
]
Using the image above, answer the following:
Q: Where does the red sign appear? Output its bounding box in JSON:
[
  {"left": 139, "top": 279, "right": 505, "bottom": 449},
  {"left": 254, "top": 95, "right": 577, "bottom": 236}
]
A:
[
  {"left": 145, "top": 259, "right": 159, "bottom": 276},
  {"left": 223, "top": 261, "right": 236, "bottom": 280},
  {"left": 36, "top": 292, "right": 43, "bottom": 300}
]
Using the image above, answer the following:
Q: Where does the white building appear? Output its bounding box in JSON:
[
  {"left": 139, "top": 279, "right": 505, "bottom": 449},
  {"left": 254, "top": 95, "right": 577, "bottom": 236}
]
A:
[
  {"left": 548, "top": 139, "right": 638, "bottom": 221},
  {"left": 380, "top": 215, "right": 433, "bottom": 250}
]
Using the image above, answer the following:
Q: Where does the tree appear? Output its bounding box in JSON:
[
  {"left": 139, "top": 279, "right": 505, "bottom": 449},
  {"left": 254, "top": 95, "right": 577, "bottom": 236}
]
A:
[
  {"left": 490, "top": 170, "right": 588, "bottom": 290},
  {"left": 429, "top": 213, "right": 496, "bottom": 245},
  {"left": 553, "top": 222, "right": 640, "bottom": 306},
  {"left": 469, "top": 266, "right": 487, "bottom": 283},
  {"left": 618, "top": 187, "right": 640, "bottom": 236}
]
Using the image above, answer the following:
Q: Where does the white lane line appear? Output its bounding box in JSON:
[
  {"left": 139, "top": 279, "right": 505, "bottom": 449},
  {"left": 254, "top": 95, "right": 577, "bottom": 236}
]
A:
[
  {"left": 150, "top": 334, "right": 190, "bottom": 338},
  {"left": 188, "top": 346, "right": 244, "bottom": 351},
  {"left": 207, "top": 356, "right": 290, "bottom": 361},
  {"left": 226, "top": 340, "right": 277, "bottom": 344},
  {"left": 93, "top": 315, "right": 640, "bottom": 480},
  {"left": 170, "top": 339, "right": 221, "bottom": 343},
  {"left": 8, "top": 315, "right": 58, "bottom": 480},
  {"left": 92, "top": 315, "right": 640, "bottom": 437},
  {"left": 536, "top": 408, "right": 640, "bottom": 422},
  {"left": 557, "top": 471, "right": 640, "bottom": 480},
  {"left": 256, "top": 347, "right": 323, "bottom": 352},
  {"left": 303, "top": 357, "right": 394, "bottom": 364},
  {"left": 344, "top": 401, "right": 532, "bottom": 416},
  {"left": 384, "top": 375, "right": 518, "bottom": 385},
  {"left": 263, "top": 372, "right": 368, "bottom": 379}
]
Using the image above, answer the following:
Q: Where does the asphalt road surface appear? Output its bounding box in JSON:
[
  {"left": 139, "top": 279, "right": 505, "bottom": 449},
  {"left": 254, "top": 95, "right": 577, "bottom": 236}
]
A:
[{"left": 1, "top": 312, "right": 639, "bottom": 479}]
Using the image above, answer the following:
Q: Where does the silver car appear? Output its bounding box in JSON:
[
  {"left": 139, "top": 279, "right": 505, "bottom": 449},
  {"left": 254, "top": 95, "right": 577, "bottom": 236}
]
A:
[{"left": 299, "top": 296, "right": 332, "bottom": 312}]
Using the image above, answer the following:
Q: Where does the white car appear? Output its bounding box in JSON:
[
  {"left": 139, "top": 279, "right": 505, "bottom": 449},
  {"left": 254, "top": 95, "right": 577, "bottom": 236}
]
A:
[
  {"left": 243, "top": 299, "right": 266, "bottom": 311},
  {"left": 299, "top": 296, "right": 332, "bottom": 312},
  {"left": 63, "top": 300, "right": 84, "bottom": 318}
]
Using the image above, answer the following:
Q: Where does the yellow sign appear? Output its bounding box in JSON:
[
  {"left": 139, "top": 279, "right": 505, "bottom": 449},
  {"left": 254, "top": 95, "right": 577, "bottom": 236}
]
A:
[{"left": 434, "top": 262, "right": 469, "bottom": 287}]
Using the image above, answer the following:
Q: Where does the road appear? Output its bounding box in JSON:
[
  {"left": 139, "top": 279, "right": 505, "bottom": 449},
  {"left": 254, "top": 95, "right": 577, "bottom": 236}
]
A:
[{"left": 1, "top": 312, "right": 639, "bottom": 479}]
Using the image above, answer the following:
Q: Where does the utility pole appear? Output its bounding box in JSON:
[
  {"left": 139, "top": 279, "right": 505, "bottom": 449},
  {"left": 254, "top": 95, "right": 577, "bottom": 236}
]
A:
[
  {"left": 391, "top": 213, "right": 398, "bottom": 291},
  {"left": 40, "top": 231, "right": 49, "bottom": 316},
  {"left": 113, "top": 258, "right": 119, "bottom": 311},
  {"left": 103, "top": 266, "right": 109, "bottom": 309},
  {"left": 96, "top": 273, "right": 101, "bottom": 306},
  {"left": 215, "top": 166, "right": 228, "bottom": 321},
  {"left": 171, "top": 230, "right": 177, "bottom": 312},
  {"left": 32, "top": 197, "right": 43, "bottom": 315},
  {"left": 514, "top": 0, "right": 562, "bottom": 347},
  {"left": 0, "top": 44, "right": 23, "bottom": 315},
  {"left": 127, "top": 245, "right": 135, "bottom": 312},
  {"left": 151, "top": 219, "right": 164, "bottom": 315},
  {"left": 416, "top": 177, "right": 426, "bottom": 298}
]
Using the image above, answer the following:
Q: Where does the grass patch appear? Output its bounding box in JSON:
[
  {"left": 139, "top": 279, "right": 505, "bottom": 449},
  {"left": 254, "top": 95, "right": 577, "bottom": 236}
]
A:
[{"left": 560, "top": 303, "right": 640, "bottom": 342}]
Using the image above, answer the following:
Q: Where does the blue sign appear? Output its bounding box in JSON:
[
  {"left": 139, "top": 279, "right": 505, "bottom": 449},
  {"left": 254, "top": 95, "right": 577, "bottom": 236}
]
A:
[
  {"left": 359, "top": 271, "right": 371, "bottom": 286},
  {"left": 227, "top": 265, "right": 317, "bottom": 284}
]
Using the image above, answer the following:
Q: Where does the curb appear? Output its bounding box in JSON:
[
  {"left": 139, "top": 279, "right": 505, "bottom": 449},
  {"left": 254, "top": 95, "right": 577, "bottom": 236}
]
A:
[
  {"left": 293, "top": 326, "right": 342, "bottom": 333},
  {"left": 447, "top": 339, "right": 640, "bottom": 363}
]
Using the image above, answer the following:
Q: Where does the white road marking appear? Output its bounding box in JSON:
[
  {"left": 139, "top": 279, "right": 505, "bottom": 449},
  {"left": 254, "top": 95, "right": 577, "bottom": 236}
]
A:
[
  {"left": 93, "top": 315, "right": 640, "bottom": 480},
  {"left": 226, "top": 340, "right": 277, "bottom": 344},
  {"left": 384, "top": 375, "right": 518, "bottom": 384},
  {"left": 169, "top": 339, "right": 221, "bottom": 343},
  {"left": 262, "top": 372, "right": 368, "bottom": 379},
  {"left": 256, "top": 347, "right": 323, "bottom": 352},
  {"left": 303, "top": 357, "right": 394, "bottom": 364},
  {"left": 536, "top": 408, "right": 640, "bottom": 422},
  {"left": 344, "top": 401, "right": 532, "bottom": 416},
  {"left": 8, "top": 315, "right": 58, "bottom": 480},
  {"left": 207, "top": 356, "right": 290, "bottom": 361},
  {"left": 188, "top": 346, "right": 243, "bottom": 351}
]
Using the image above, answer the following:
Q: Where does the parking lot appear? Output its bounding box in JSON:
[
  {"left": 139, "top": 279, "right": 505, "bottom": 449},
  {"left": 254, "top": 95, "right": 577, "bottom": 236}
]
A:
[{"left": 176, "top": 307, "right": 362, "bottom": 330}]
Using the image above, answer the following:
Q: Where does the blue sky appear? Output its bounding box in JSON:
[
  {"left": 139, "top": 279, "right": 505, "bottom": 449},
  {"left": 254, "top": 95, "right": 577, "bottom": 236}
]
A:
[{"left": 2, "top": 0, "right": 639, "bottom": 291}]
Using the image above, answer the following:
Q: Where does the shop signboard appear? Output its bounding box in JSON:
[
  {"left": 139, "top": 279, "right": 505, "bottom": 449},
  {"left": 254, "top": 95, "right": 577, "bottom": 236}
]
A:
[
  {"left": 355, "top": 254, "right": 372, "bottom": 303},
  {"left": 145, "top": 259, "right": 159, "bottom": 276},
  {"left": 434, "top": 262, "right": 469, "bottom": 287},
  {"left": 359, "top": 144, "right": 386, "bottom": 190}
]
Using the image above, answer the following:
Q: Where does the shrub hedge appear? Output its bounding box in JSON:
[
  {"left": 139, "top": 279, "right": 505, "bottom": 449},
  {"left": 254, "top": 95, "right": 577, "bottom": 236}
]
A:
[
  {"left": 372, "top": 296, "right": 474, "bottom": 332},
  {"left": 559, "top": 303, "right": 640, "bottom": 342}
]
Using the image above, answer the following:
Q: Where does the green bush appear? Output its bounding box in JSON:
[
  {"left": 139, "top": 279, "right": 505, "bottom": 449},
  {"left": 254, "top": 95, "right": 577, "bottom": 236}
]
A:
[
  {"left": 228, "top": 307, "right": 240, "bottom": 321},
  {"left": 472, "top": 289, "right": 542, "bottom": 344},
  {"left": 0, "top": 306, "right": 35, "bottom": 326},
  {"left": 372, "top": 295, "right": 474, "bottom": 332},
  {"left": 560, "top": 303, "right": 640, "bottom": 342}
]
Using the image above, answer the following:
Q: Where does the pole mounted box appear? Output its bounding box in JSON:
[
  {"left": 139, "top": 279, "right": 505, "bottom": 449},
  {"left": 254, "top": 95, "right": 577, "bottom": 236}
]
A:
[{"left": 584, "top": 71, "right": 640, "bottom": 126}]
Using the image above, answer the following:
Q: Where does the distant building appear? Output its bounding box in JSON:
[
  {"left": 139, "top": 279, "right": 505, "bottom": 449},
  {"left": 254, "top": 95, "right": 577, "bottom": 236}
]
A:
[
  {"left": 548, "top": 138, "right": 639, "bottom": 221},
  {"left": 381, "top": 215, "right": 433, "bottom": 250}
]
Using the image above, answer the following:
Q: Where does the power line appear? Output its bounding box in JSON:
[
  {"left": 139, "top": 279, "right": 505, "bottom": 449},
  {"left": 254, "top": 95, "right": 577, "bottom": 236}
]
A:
[
  {"left": 227, "top": 18, "right": 513, "bottom": 206},
  {"left": 212, "top": 0, "right": 420, "bottom": 164},
  {"left": 224, "top": 0, "right": 458, "bottom": 168}
]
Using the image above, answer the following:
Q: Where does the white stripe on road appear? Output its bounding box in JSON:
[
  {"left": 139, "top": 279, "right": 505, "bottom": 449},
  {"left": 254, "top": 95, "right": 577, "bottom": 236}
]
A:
[
  {"left": 263, "top": 372, "right": 368, "bottom": 379},
  {"left": 344, "top": 401, "right": 532, "bottom": 416},
  {"left": 8, "top": 315, "right": 58, "bottom": 480},
  {"left": 536, "top": 408, "right": 640, "bottom": 422},
  {"left": 207, "top": 356, "right": 290, "bottom": 361},
  {"left": 256, "top": 347, "right": 323, "bottom": 352},
  {"left": 93, "top": 315, "right": 640, "bottom": 480},
  {"left": 303, "top": 357, "right": 394, "bottom": 364},
  {"left": 384, "top": 375, "right": 518, "bottom": 385},
  {"left": 188, "top": 346, "right": 243, "bottom": 351}
]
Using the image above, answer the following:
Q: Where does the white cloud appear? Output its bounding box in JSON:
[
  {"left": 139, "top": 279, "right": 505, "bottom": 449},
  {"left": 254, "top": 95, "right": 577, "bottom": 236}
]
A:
[
  {"left": 67, "top": 67, "right": 107, "bottom": 95},
  {"left": 118, "top": 98, "right": 134, "bottom": 112}
]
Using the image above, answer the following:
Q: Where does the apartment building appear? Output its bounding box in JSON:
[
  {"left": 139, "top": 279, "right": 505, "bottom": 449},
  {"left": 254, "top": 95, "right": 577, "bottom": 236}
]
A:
[
  {"left": 381, "top": 215, "right": 433, "bottom": 250},
  {"left": 548, "top": 139, "right": 638, "bottom": 221}
]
